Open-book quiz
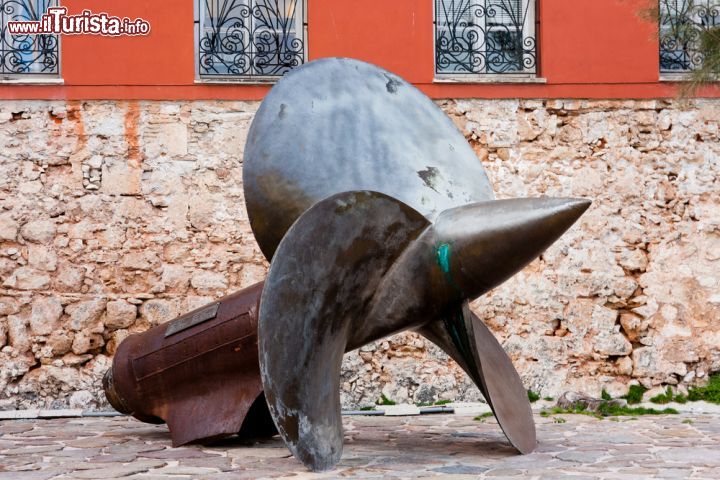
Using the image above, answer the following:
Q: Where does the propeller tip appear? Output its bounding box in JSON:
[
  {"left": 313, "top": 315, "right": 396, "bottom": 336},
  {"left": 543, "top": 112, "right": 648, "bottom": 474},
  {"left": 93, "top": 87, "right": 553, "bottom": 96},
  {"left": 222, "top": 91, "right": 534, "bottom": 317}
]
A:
[{"left": 557, "top": 197, "right": 592, "bottom": 221}]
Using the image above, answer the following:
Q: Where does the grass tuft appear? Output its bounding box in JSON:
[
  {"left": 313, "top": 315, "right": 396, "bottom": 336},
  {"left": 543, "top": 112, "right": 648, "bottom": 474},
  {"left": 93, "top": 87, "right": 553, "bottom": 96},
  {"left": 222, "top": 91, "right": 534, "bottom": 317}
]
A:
[
  {"left": 648, "top": 376, "right": 720, "bottom": 405},
  {"left": 649, "top": 386, "right": 674, "bottom": 404},
  {"left": 649, "top": 386, "right": 690, "bottom": 405},
  {"left": 542, "top": 406, "right": 600, "bottom": 419},
  {"left": 540, "top": 402, "right": 678, "bottom": 420},
  {"left": 527, "top": 390, "right": 540, "bottom": 403},
  {"left": 474, "top": 412, "right": 494, "bottom": 421},
  {"left": 688, "top": 374, "right": 720, "bottom": 404},
  {"left": 622, "top": 385, "right": 647, "bottom": 404},
  {"left": 377, "top": 394, "right": 396, "bottom": 406},
  {"left": 598, "top": 403, "right": 678, "bottom": 417},
  {"left": 601, "top": 389, "right": 612, "bottom": 401},
  {"left": 416, "top": 399, "right": 453, "bottom": 407}
]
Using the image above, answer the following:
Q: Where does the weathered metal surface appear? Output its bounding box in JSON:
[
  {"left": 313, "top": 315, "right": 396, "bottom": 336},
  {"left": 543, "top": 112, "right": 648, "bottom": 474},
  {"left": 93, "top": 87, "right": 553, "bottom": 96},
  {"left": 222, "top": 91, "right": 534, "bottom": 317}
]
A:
[
  {"left": 258, "top": 191, "right": 431, "bottom": 471},
  {"left": 258, "top": 190, "right": 589, "bottom": 470},
  {"left": 164, "top": 302, "right": 220, "bottom": 337},
  {"left": 243, "top": 57, "right": 494, "bottom": 261},
  {"left": 462, "top": 305, "right": 537, "bottom": 454},
  {"left": 109, "top": 57, "right": 591, "bottom": 473},
  {"left": 243, "top": 58, "right": 591, "bottom": 471},
  {"left": 420, "top": 303, "right": 537, "bottom": 454},
  {"left": 103, "top": 281, "right": 276, "bottom": 446}
]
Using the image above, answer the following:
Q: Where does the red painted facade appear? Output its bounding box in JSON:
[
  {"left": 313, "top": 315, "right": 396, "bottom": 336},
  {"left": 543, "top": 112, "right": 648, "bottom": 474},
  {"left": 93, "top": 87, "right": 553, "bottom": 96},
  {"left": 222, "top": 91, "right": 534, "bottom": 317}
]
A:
[{"left": 1, "top": 0, "right": 718, "bottom": 100}]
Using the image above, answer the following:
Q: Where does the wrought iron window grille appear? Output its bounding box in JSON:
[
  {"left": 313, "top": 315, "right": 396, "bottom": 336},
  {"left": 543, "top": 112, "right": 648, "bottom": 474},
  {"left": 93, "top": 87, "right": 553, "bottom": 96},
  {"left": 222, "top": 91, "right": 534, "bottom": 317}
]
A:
[
  {"left": 1, "top": 0, "right": 59, "bottom": 77},
  {"left": 660, "top": 0, "right": 720, "bottom": 72},
  {"left": 434, "top": 0, "right": 537, "bottom": 76},
  {"left": 196, "top": 0, "right": 307, "bottom": 80}
]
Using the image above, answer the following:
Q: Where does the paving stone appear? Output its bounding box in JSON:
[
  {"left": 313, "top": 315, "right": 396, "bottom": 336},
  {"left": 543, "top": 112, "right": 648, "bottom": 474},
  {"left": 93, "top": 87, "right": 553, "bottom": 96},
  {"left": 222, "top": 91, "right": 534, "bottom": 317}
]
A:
[
  {"left": 70, "top": 460, "right": 167, "bottom": 479},
  {"left": 87, "top": 453, "right": 138, "bottom": 463},
  {"left": 555, "top": 449, "right": 610, "bottom": 463},
  {"left": 0, "top": 444, "right": 63, "bottom": 455},
  {"left": 66, "top": 436, "right": 126, "bottom": 449},
  {"left": 178, "top": 456, "right": 233, "bottom": 471},
  {"left": 125, "top": 476, "right": 192, "bottom": 480},
  {"left": 51, "top": 448, "right": 102, "bottom": 458},
  {"left": 152, "top": 466, "right": 220, "bottom": 475},
  {"left": 539, "top": 476, "right": 599, "bottom": 480},
  {"left": 139, "top": 448, "right": 222, "bottom": 459},
  {"left": 484, "top": 468, "right": 527, "bottom": 476},
  {"left": 0, "top": 423, "right": 34, "bottom": 435},
  {"left": 430, "top": 464, "right": 489, "bottom": 474},
  {"left": 105, "top": 443, "right": 166, "bottom": 455},
  {"left": 660, "top": 447, "right": 720, "bottom": 466},
  {"left": 0, "top": 414, "right": 719, "bottom": 478},
  {"left": 0, "top": 471, "right": 63, "bottom": 480}
]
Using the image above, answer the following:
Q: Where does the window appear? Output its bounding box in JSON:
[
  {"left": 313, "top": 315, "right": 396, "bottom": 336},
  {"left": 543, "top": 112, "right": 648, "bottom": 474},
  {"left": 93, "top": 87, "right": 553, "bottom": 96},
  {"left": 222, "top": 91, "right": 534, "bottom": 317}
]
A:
[
  {"left": 196, "top": 0, "right": 306, "bottom": 81},
  {"left": 0, "top": 0, "right": 59, "bottom": 78},
  {"left": 434, "top": 0, "right": 537, "bottom": 76},
  {"left": 660, "top": 0, "right": 720, "bottom": 72}
]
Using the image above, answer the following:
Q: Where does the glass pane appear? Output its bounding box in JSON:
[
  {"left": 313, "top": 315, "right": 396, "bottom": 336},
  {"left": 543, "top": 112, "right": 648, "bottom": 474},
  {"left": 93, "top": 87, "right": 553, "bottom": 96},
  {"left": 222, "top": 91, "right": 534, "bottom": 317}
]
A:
[
  {"left": 486, "top": 29, "right": 523, "bottom": 72},
  {"left": 660, "top": 0, "right": 720, "bottom": 72},
  {"left": 435, "top": 0, "right": 535, "bottom": 75},
  {"left": 0, "top": 0, "right": 60, "bottom": 75},
  {"left": 487, "top": 0, "right": 522, "bottom": 27},
  {"left": 199, "top": 0, "right": 305, "bottom": 78}
]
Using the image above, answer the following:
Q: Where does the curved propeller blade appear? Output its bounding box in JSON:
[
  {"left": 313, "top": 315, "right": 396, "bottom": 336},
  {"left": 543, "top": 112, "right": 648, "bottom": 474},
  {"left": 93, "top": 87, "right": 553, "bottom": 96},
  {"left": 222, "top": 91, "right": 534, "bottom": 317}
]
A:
[
  {"left": 418, "top": 304, "right": 536, "bottom": 454},
  {"left": 260, "top": 194, "right": 586, "bottom": 469},
  {"left": 243, "top": 57, "right": 494, "bottom": 261},
  {"left": 463, "top": 305, "right": 536, "bottom": 453},
  {"left": 258, "top": 191, "right": 430, "bottom": 471}
]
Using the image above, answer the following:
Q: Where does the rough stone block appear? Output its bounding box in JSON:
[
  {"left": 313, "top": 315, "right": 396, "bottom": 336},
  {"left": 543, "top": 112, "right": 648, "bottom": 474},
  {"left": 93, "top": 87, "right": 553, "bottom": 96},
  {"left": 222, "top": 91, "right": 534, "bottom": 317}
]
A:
[
  {"left": 2, "top": 267, "right": 51, "bottom": 290},
  {"left": 105, "top": 300, "right": 137, "bottom": 330},
  {"left": 29, "top": 297, "right": 63, "bottom": 336},
  {"left": 0, "top": 213, "right": 18, "bottom": 241},
  {"left": 190, "top": 270, "right": 228, "bottom": 292},
  {"left": 66, "top": 299, "right": 107, "bottom": 332},
  {"left": 20, "top": 219, "right": 56, "bottom": 244}
]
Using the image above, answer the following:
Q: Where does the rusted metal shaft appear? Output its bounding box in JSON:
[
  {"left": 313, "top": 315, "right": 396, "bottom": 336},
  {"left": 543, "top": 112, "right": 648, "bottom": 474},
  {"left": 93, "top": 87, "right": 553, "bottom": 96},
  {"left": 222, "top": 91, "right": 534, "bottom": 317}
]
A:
[{"left": 103, "top": 281, "right": 276, "bottom": 446}]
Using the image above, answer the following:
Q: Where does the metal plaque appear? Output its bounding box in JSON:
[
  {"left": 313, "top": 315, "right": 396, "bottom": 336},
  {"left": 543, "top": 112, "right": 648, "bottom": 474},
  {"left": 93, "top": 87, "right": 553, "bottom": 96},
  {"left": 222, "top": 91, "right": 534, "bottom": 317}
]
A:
[{"left": 164, "top": 302, "right": 220, "bottom": 338}]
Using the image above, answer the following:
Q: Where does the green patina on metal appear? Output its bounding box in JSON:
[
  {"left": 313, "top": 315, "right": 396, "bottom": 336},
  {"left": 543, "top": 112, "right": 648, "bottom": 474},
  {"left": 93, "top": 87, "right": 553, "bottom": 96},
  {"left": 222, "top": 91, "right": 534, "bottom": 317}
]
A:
[
  {"left": 435, "top": 246, "right": 480, "bottom": 386},
  {"left": 442, "top": 307, "right": 480, "bottom": 384},
  {"left": 435, "top": 243, "right": 452, "bottom": 283},
  {"left": 436, "top": 243, "right": 452, "bottom": 276},
  {"left": 436, "top": 242, "right": 464, "bottom": 297}
]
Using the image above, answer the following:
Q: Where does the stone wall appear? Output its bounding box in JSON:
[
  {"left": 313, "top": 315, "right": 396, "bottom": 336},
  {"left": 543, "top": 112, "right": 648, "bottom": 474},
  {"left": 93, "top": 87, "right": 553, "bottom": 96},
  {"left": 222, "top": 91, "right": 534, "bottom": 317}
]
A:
[{"left": 0, "top": 99, "right": 718, "bottom": 410}]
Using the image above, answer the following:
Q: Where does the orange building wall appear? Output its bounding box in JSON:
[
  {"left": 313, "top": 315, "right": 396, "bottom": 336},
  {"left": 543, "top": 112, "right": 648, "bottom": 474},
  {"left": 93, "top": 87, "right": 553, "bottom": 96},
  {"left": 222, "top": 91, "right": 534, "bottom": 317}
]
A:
[{"left": 1, "top": 0, "right": 718, "bottom": 100}]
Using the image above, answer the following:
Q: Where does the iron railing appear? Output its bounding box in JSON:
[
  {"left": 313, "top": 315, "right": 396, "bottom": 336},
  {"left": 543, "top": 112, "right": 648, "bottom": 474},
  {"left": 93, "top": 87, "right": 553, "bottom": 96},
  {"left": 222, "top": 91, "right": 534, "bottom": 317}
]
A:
[
  {"left": 435, "top": 0, "right": 537, "bottom": 75},
  {"left": 0, "top": 0, "right": 58, "bottom": 76},
  {"left": 660, "top": 0, "right": 719, "bottom": 72},
  {"left": 197, "top": 0, "right": 306, "bottom": 79}
]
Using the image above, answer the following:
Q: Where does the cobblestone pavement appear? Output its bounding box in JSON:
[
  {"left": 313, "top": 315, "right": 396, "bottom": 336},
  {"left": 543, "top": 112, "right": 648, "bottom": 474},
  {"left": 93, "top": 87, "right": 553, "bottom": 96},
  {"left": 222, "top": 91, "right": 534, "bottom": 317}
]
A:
[{"left": 1, "top": 413, "right": 719, "bottom": 479}]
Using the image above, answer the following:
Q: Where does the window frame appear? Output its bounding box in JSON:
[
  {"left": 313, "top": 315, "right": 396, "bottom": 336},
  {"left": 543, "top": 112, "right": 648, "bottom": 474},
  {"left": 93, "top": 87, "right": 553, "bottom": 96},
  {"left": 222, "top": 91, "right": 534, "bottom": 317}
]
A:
[
  {"left": 433, "top": 0, "right": 543, "bottom": 83},
  {"left": 658, "top": 0, "right": 720, "bottom": 80},
  {"left": 194, "top": 0, "right": 308, "bottom": 84},
  {"left": 0, "top": 0, "right": 62, "bottom": 83}
]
